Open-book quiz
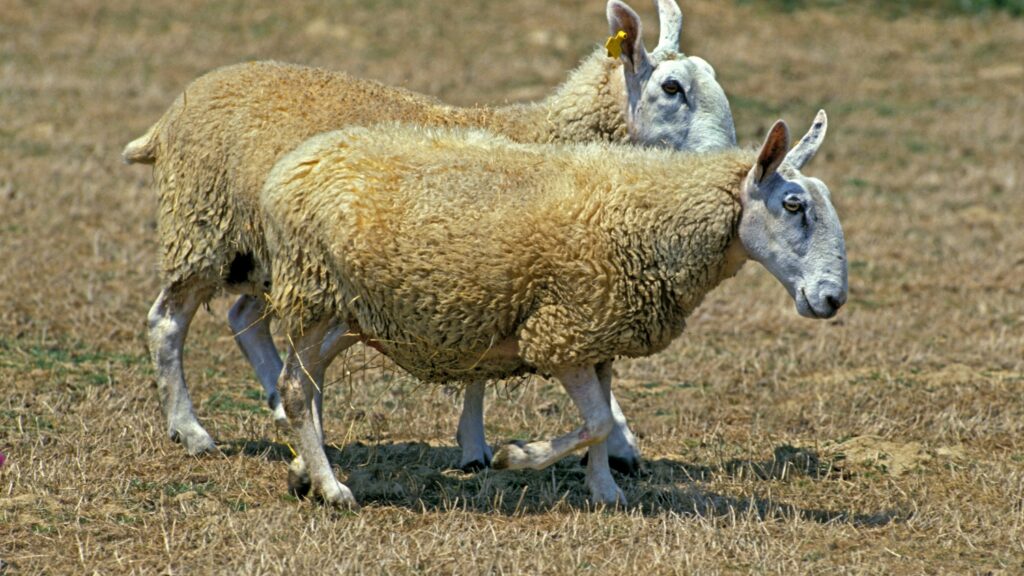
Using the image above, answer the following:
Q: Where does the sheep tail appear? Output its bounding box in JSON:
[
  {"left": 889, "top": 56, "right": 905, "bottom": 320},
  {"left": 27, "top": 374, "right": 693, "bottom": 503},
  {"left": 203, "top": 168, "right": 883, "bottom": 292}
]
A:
[{"left": 121, "top": 123, "right": 159, "bottom": 165}]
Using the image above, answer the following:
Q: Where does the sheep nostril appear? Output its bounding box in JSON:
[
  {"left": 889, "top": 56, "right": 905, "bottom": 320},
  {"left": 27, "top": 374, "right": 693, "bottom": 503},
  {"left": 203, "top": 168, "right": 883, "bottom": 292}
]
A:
[{"left": 826, "top": 295, "right": 842, "bottom": 310}]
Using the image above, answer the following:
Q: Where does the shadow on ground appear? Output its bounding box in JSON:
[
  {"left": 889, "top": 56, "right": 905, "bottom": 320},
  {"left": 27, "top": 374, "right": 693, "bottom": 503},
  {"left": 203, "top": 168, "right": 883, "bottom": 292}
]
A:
[{"left": 223, "top": 438, "right": 903, "bottom": 526}]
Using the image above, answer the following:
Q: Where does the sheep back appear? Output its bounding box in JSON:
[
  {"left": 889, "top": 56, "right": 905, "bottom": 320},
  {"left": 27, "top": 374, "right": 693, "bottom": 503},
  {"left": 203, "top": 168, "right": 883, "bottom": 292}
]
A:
[{"left": 132, "top": 52, "right": 625, "bottom": 293}]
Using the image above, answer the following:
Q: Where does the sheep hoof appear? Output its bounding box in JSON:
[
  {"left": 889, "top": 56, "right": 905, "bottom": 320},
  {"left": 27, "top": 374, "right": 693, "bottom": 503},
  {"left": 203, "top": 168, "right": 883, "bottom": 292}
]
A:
[
  {"left": 287, "top": 458, "right": 312, "bottom": 499},
  {"left": 316, "top": 479, "right": 359, "bottom": 511},
  {"left": 169, "top": 423, "right": 217, "bottom": 456},
  {"left": 271, "top": 402, "right": 290, "bottom": 430},
  {"left": 491, "top": 448, "right": 512, "bottom": 470},
  {"left": 273, "top": 415, "right": 291, "bottom": 432},
  {"left": 460, "top": 459, "right": 489, "bottom": 473},
  {"left": 491, "top": 440, "right": 528, "bottom": 470},
  {"left": 458, "top": 443, "right": 493, "bottom": 472},
  {"left": 590, "top": 486, "right": 627, "bottom": 509},
  {"left": 609, "top": 455, "right": 640, "bottom": 476},
  {"left": 579, "top": 452, "right": 641, "bottom": 476}
]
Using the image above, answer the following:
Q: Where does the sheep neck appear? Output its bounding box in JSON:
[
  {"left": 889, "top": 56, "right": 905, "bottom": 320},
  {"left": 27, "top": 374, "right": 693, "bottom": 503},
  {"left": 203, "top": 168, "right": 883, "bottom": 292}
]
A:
[{"left": 457, "top": 50, "right": 629, "bottom": 145}]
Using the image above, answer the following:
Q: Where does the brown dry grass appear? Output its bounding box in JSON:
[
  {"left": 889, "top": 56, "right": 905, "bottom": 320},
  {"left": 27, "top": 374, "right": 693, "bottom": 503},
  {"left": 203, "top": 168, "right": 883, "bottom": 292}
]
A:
[{"left": 1, "top": 0, "right": 1022, "bottom": 573}]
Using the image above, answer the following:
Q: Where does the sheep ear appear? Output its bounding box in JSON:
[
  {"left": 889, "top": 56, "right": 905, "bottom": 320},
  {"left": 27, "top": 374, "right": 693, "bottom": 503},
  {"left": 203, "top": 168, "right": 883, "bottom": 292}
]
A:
[
  {"left": 654, "top": 0, "right": 683, "bottom": 54},
  {"left": 753, "top": 120, "right": 790, "bottom": 184},
  {"left": 783, "top": 109, "right": 828, "bottom": 171},
  {"left": 607, "top": 0, "right": 654, "bottom": 77}
]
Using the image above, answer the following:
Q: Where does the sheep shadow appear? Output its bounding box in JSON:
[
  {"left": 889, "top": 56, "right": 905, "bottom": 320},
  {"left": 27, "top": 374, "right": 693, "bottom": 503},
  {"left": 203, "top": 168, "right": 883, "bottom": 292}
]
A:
[{"left": 225, "top": 438, "right": 903, "bottom": 526}]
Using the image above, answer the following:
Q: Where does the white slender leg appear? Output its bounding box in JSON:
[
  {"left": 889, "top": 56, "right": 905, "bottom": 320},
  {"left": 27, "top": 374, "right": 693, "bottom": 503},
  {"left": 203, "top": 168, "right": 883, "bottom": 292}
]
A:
[
  {"left": 589, "top": 363, "right": 626, "bottom": 505},
  {"left": 606, "top": 389, "right": 640, "bottom": 470},
  {"left": 312, "top": 322, "right": 361, "bottom": 440},
  {"left": 147, "top": 285, "right": 216, "bottom": 455},
  {"left": 281, "top": 320, "right": 358, "bottom": 508},
  {"left": 285, "top": 321, "right": 360, "bottom": 503},
  {"left": 582, "top": 361, "right": 641, "bottom": 475},
  {"left": 228, "top": 295, "right": 287, "bottom": 424},
  {"left": 493, "top": 365, "right": 625, "bottom": 506},
  {"left": 456, "top": 381, "right": 492, "bottom": 471}
]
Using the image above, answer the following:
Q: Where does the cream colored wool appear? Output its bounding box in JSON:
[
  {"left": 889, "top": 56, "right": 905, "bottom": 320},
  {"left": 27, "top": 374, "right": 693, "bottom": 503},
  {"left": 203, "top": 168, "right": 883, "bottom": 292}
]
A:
[
  {"left": 263, "top": 125, "right": 752, "bottom": 382},
  {"left": 123, "top": 52, "right": 627, "bottom": 291}
]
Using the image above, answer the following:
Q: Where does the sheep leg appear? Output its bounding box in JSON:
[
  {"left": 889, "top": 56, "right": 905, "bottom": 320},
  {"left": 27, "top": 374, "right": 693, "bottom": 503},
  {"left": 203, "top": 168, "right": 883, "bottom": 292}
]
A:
[
  {"left": 284, "top": 321, "right": 360, "bottom": 500},
  {"left": 492, "top": 365, "right": 625, "bottom": 506},
  {"left": 580, "top": 361, "right": 641, "bottom": 475},
  {"left": 147, "top": 285, "right": 217, "bottom": 455},
  {"left": 314, "top": 322, "right": 361, "bottom": 436},
  {"left": 228, "top": 295, "right": 287, "bottom": 425},
  {"left": 455, "top": 381, "right": 492, "bottom": 471},
  {"left": 280, "top": 320, "right": 357, "bottom": 509},
  {"left": 588, "top": 365, "right": 627, "bottom": 506},
  {"left": 605, "top": 389, "right": 640, "bottom": 473}
]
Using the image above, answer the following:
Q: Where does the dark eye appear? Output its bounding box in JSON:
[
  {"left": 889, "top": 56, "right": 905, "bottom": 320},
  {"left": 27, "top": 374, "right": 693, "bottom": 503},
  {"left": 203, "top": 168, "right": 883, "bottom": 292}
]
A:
[
  {"left": 661, "top": 80, "right": 683, "bottom": 96},
  {"left": 783, "top": 197, "right": 803, "bottom": 213}
]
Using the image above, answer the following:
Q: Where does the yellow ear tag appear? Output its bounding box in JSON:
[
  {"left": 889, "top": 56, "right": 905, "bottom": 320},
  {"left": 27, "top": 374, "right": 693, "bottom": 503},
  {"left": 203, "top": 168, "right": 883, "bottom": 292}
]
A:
[{"left": 605, "top": 30, "right": 628, "bottom": 58}]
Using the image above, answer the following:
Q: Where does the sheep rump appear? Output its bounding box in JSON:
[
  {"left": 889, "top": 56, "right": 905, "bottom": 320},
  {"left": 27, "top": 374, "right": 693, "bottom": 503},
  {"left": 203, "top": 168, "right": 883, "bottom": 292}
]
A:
[{"left": 263, "top": 125, "right": 752, "bottom": 383}]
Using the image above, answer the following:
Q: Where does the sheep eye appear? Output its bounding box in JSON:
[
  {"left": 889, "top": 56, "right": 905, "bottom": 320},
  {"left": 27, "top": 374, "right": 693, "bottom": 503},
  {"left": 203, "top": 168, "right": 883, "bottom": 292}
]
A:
[
  {"left": 783, "top": 198, "right": 803, "bottom": 213},
  {"left": 661, "top": 80, "right": 683, "bottom": 96}
]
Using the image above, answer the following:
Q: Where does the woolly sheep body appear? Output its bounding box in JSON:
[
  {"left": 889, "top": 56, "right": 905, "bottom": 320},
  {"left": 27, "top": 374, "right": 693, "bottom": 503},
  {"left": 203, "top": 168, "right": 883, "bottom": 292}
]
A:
[
  {"left": 127, "top": 54, "right": 628, "bottom": 291},
  {"left": 268, "top": 113, "right": 846, "bottom": 508},
  {"left": 263, "top": 124, "right": 752, "bottom": 382}
]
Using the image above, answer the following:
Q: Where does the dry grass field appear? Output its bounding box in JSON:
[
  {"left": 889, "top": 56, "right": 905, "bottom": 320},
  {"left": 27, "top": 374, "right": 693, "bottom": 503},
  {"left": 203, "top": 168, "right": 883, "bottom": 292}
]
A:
[{"left": 1, "top": 0, "right": 1023, "bottom": 573}]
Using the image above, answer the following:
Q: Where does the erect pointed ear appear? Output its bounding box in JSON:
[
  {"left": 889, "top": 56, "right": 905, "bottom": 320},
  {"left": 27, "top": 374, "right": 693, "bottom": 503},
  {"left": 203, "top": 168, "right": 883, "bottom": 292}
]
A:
[
  {"left": 782, "top": 109, "right": 828, "bottom": 171},
  {"left": 753, "top": 120, "right": 790, "bottom": 184},
  {"left": 654, "top": 0, "right": 683, "bottom": 54},
  {"left": 607, "top": 0, "right": 654, "bottom": 77}
]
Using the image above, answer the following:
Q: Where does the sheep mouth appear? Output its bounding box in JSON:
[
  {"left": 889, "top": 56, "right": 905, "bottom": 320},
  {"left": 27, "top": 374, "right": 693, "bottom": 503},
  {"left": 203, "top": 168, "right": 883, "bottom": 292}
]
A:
[
  {"left": 800, "top": 287, "right": 840, "bottom": 320},
  {"left": 800, "top": 288, "right": 824, "bottom": 319}
]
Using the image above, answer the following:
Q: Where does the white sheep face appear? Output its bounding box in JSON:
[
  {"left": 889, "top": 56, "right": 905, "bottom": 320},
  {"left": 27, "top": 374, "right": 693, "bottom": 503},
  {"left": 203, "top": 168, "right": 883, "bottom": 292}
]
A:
[
  {"left": 607, "top": 0, "right": 737, "bottom": 152},
  {"left": 739, "top": 111, "right": 848, "bottom": 319}
]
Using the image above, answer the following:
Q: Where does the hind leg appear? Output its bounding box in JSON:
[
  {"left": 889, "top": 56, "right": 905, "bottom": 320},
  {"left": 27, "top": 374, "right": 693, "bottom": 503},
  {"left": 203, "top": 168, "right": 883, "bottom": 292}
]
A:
[
  {"left": 229, "top": 295, "right": 287, "bottom": 425},
  {"left": 147, "top": 283, "right": 216, "bottom": 455}
]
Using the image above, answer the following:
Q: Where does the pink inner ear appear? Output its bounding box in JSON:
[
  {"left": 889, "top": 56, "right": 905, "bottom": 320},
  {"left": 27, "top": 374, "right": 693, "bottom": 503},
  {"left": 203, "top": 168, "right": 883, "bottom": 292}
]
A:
[
  {"left": 755, "top": 122, "right": 790, "bottom": 182},
  {"left": 608, "top": 2, "right": 642, "bottom": 63}
]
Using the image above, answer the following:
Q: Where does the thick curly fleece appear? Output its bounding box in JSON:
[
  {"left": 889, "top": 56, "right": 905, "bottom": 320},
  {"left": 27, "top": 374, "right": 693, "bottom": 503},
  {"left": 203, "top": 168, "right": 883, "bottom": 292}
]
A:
[
  {"left": 122, "top": 52, "right": 627, "bottom": 292},
  {"left": 262, "top": 124, "right": 753, "bottom": 383}
]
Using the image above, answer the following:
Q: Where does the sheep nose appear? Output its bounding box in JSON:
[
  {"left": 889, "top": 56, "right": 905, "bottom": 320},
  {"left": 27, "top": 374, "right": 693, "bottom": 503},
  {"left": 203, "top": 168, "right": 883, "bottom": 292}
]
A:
[{"left": 826, "top": 295, "right": 842, "bottom": 311}]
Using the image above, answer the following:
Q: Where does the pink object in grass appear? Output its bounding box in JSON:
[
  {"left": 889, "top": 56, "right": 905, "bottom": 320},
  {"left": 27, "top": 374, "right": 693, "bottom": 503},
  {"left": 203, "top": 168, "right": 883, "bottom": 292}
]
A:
[{"left": 0, "top": 452, "right": 5, "bottom": 467}]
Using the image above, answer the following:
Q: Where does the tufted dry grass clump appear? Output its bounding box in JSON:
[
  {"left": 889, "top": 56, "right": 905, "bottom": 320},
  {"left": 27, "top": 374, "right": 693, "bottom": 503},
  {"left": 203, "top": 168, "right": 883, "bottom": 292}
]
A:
[{"left": 0, "top": 0, "right": 1022, "bottom": 573}]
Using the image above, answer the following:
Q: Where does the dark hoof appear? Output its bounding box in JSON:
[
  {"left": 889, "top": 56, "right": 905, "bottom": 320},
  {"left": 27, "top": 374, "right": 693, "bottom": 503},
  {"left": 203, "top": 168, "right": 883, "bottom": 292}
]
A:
[
  {"left": 610, "top": 454, "right": 641, "bottom": 476},
  {"left": 287, "top": 462, "right": 312, "bottom": 499},
  {"left": 460, "top": 459, "right": 489, "bottom": 473},
  {"left": 579, "top": 453, "right": 641, "bottom": 477}
]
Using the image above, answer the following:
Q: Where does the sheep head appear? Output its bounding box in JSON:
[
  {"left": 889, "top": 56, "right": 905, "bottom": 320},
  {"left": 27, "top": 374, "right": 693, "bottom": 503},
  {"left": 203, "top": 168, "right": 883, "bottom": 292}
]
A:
[
  {"left": 738, "top": 110, "right": 848, "bottom": 319},
  {"left": 606, "top": 0, "right": 736, "bottom": 153}
]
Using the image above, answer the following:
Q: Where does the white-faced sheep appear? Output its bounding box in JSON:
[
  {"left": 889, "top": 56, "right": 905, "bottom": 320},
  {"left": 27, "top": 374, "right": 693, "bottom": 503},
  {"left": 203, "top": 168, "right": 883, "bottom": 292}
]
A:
[
  {"left": 260, "top": 110, "right": 846, "bottom": 508},
  {"left": 122, "top": 0, "right": 737, "bottom": 468}
]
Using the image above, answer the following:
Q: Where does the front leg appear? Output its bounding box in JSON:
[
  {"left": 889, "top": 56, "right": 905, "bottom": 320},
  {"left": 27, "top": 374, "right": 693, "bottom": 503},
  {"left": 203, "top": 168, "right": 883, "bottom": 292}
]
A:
[
  {"left": 492, "top": 365, "right": 625, "bottom": 506},
  {"left": 581, "top": 361, "right": 641, "bottom": 475},
  {"left": 280, "top": 320, "right": 357, "bottom": 509},
  {"left": 456, "top": 381, "right": 492, "bottom": 471}
]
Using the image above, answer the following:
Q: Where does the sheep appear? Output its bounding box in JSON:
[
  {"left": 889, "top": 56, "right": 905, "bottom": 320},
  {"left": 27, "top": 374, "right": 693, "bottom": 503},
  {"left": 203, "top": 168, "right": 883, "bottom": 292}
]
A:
[
  {"left": 260, "top": 110, "right": 847, "bottom": 508},
  {"left": 122, "top": 0, "right": 737, "bottom": 465}
]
